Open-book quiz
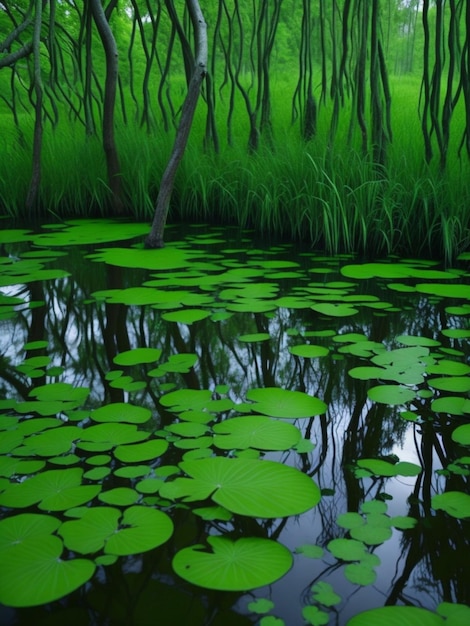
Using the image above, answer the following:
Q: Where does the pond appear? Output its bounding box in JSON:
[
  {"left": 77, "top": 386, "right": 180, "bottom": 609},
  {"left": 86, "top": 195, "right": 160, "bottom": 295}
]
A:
[{"left": 0, "top": 219, "right": 469, "bottom": 626}]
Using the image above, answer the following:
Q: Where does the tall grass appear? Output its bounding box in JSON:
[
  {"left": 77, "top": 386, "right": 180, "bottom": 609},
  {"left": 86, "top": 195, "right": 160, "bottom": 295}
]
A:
[{"left": 1, "top": 76, "right": 469, "bottom": 261}]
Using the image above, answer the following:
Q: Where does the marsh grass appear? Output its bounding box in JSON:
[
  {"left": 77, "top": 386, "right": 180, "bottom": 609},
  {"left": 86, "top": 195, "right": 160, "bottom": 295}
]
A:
[{"left": 1, "top": 76, "right": 469, "bottom": 260}]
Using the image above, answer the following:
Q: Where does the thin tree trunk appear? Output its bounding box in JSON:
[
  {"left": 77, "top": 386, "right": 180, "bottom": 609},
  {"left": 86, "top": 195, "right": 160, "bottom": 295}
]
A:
[
  {"left": 145, "top": 0, "right": 207, "bottom": 249},
  {"left": 25, "top": 0, "right": 43, "bottom": 214},
  {"left": 89, "top": 0, "right": 124, "bottom": 214}
]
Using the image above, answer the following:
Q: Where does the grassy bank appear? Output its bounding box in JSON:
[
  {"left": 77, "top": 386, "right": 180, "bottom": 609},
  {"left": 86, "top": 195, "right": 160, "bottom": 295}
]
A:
[{"left": 1, "top": 77, "right": 469, "bottom": 262}]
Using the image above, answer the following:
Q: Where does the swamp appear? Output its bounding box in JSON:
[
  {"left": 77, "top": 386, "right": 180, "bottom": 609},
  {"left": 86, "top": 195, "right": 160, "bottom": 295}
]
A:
[
  {"left": 0, "top": 220, "right": 470, "bottom": 625},
  {"left": 2, "top": 1, "right": 470, "bottom": 624}
]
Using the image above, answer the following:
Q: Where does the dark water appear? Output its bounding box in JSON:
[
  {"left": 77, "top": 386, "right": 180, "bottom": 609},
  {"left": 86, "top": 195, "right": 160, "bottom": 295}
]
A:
[{"left": 0, "top": 222, "right": 469, "bottom": 625}]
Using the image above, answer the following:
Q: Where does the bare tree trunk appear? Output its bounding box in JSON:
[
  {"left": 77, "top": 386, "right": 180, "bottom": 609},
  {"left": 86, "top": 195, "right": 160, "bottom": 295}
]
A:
[
  {"left": 89, "top": 0, "right": 124, "bottom": 214},
  {"left": 145, "top": 0, "right": 207, "bottom": 249},
  {"left": 25, "top": 0, "right": 43, "bottom": 214}
]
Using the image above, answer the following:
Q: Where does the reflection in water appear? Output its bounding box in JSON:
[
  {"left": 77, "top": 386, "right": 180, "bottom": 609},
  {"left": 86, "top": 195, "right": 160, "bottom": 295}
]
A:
[{"left": 0, "top": 226, "right": 469, "bottom": 625}]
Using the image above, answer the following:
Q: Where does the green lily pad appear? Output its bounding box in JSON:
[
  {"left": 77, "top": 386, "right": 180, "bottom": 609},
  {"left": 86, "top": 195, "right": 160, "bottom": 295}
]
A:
[
  {"left": 367, "top": 385, "right": 415, "bottom": 405},
  {"left": 350, "top": 524, "right": 392, "bottom": 545},
  {"left": 302, "top": 605, "right": 330, "bottom": 625},
  {"left": 239, "top": 333, "right": 271, "bottom": 342},
  {"left": 311, "top": 303, "right": 359, "bottom": 317},
  {"left": 90, "top": 402, "right": 151, "bottom": 424},
  {"left": 172, "top": 535, "right": 292, "bottom": 591},
  {"left": 162, "top": 309, "right": 211, "bottom": 324},
  {"left": 311, "top": 581, "right": 341, "bottom": 606},
  {"left": 34, "top": 220, "right": 149, "bottom": 246},
  {"left": 452, "top": 424, "right": 470, "bottom": 446},
  {"left": 357, "top": 459, "right": 422, "bottom": 477},
  {"left": 431, "top": 491, "right": 470, "bottom": 519},
  {"left": 113, "top": 348, "right": 162, "bottom": 366},
  {"left": 344, "top": 562, "right": 377, "bottom": 586},
  {"left": 327, "top": 538, "right": 367, "bottom": 561},
  {"left": 431, "top": 397, "right": 470, "bottom": 415},
  {"left": 0, "top": 534, "right": 95, "bottom": 607},
  {"left": 113, "top": 439, "right": 169, "bottom": 462},
  {"left": 346, "top": 606, "right": 444, "bottom": 625},
  {"left": 59, "top": 507, "right": 121, "bottom": 553},
  {"left": 428, "top": 377, "right": 470, "bottom": 393},
  {"left": 104, "top": 506, "right": 173, "bottom": 555},
  {"left": 246, "top": 387, "right": 327, "bottom": 418},
  {"left": 0, "top": 468, "right": 100, "bottom": 510},
  {"left": 212, "top": 415, "right": 301, "bottom": 451},
  {"left": 98, "top": 487, "right": 140, "bottom": 506},
  {"left": 160, "top": 389, "right": 213, "bottom": 412},
  {"left": 289, "top": 344, "right": 329, "bottom": 358},
  {"left": 295, "top": 544, "right": 324, "bottom": 559},
  {"left": 162, "top": 457, "right": 320, "bottom": 517}
]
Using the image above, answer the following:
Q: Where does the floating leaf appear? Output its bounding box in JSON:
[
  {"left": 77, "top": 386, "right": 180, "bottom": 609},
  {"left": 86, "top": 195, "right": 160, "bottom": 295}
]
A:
[
  {"left": 431, "top": 397, "right": 470, "bottom": 416},
  {"left": 164, "top": 457, "right": 320, "bottom": 517},
  {"left": 295, "top": 544, "right": 324, "bottom": 559},
  {"left": 172, "top": 536, "right": 292, "bottom": 591},
  {"left": 0, "top": 534, "right": 95, "bottom": 607},
  {"left": 344, "top": 562, "right": 376, "bottom": 586},
  {"left": 104, "top": 506, "right": 173, "bottom": 555},
  {"left": 113, "top": 439, "right": 168, "bottom": 462},
  {"left": 357, "top": 459, "right": 421, "bottom": 477},
  {"left": 90, "top": 402, "right": 151, "bottom": 424},
  {"left": 0, "top": 468, "right": 100, "bottom": 510},
  {"left": 289, "top": 344, "right": 329, "bottom": 358},
  {"left": 311, "top": 303, "right": 359, "bottom": 317},
  {"left": 239, "top": 333, "right": 271, "bottom": 342},
  {"left": 327, "top": 538, "right": 367, "bottom": 561},
  {"left": 160, "top": 389, "right": 213, "bottom": 412},
  {"left": 367, "top": 385, "right": 415, "bottom": 405},
  {"left": 212, "top": 415, "right": 301, "bottom": 451},
  {"left": 59, "top": 507, "right": 121, "bottom": 553},
  {"left": 452, "top": 424, "right": 470, "bottom": 446},
  {"left": 311, "top": 581, "right": 341, "bottom": 606},
  {"left": 248, "top": 598, "right": 275, "bottom": 614},
  {"left": 113, "top": 348, "right": 162, "bottom": 366},
  {"left": 302, "top": 605, "right": 330, "bottom": 625},
  {"left": 431, "top": 491, "right": 470, "bottom": 519},
  {"left": 162, "top": 309, "right": 211, "bottom": 324},
  {"left": 350, "top": 524, "right": 392, "bottom": 545},
  {"left": 246, "top": 387, "right": 326, "bottom": 418},
  {"left": 99, "top": 487, "right": 140, "bottom": 506},
  {"left": 346, "top": 606, "right": 444, "bottom": 626},
  {"left": 428, "top": 377, "right": 470, "bottom": 393}
]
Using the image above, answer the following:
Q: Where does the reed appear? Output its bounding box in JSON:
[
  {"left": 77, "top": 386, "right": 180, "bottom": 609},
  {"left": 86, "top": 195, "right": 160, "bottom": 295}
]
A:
[{"left": 1, "top": 76, "right": 469, "bottom": 261}]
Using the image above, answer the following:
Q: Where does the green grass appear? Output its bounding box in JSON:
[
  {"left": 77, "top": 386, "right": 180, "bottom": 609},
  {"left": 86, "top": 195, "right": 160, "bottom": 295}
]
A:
[{"left": 1, "top": 76, "right": 469, "bottom": 262}]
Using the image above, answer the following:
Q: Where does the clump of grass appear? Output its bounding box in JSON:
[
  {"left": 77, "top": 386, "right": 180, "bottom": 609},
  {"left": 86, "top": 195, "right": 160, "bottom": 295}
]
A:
[{"left": 1, "top": 76, "right": 469, "bottom": 261}]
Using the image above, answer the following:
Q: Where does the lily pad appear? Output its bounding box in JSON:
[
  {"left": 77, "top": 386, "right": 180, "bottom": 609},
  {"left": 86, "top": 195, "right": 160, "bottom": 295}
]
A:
[
  {"left": 113, "top": 348, "right": 162, "bottom": 366},
  {"left": 367, "top": 385, "right": 415, "bottom": 405},
  {"left": 246, "top": 387, "right": 327, "bottom": 418},
  {"left": 172, "top": 535, "right": 292, "bottom": 591},
  {"left": 162, "top": 456, "right": 320, "bottom": 517},
  {"left": 289, "top": 344, "right": 329, "bottom": 358},
  {"left": 212, "top": 415, "right": 301, "bottom": 451},
  {"left": 90, "top": 403, "right": 151, "bottom": 424},
  {"left": 346, "top": 606, "right": 444, "bottom": 625},
  {"left": 0, "top": 534, "right": 95, "bottom": 607},
  {"left": 431, "top": 491, "right": 470, "bottom": 519},
  {"left": 104, "top": 506, "right": 174, "bottom": 555}
]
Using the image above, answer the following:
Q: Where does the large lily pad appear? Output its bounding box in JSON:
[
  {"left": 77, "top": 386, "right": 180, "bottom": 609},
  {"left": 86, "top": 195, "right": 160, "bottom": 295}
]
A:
[
  {"left": 0, "top": 533, "right": 95, "bottom": 607},
  {"left": 172, "top": 536, "right": 292, "bottom": 591},
  {"left": 212, "top": 415, "right": 301, "bottom": 450},
  {"left": 346, "top": 606, "right": 444, "bottom": 625},
  {"left": 161, "top": 457, "right": 320, "bottom": 517},
  {"left": 431, "top": 491, "right": 470, "bottom": 519},
  {"left": 90, "top": 402, "right": 151, "bottom": 424},
  {"left": 245, "top": 387, "right": 327, "bottom": 418}
]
